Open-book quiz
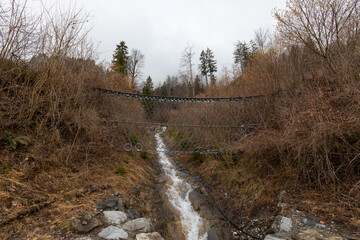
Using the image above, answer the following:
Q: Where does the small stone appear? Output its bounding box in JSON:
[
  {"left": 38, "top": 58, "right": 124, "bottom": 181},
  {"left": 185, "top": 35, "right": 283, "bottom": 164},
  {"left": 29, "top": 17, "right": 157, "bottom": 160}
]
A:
[
  {"left": 123, "top": 218, "right": 151, "bottom": 233},
  {"left": 135, "top": 232, "right": 164, "bottom": 240},
  {"left": 72, "top": 212, "right": 102, "bottom": 233},
  {"left": 98, "top": 226, "right": 128, "bottom": 240},
  {"left": 118, "top": 198, "right": 125, "bottom": 211},
  {"left": 128, "top": 184, "right": 142, "bottom": 197},
  {"left": 279, "top": 217, "right": 293, "bottom": 232},
  {"left": 303, "top": 215, "right": 326, "bottom": 228},
  {"left": 97, "top": 198, "right": 120, "bottom": 211},
  {"left": 126, "top": 209, "right": 141, "bottom": 219},
  {"left": 103, "top": 211, "right": 127, "bottom": 224},
  {"left": 314, "top": 223, "right": 326, "bottom": 228}
]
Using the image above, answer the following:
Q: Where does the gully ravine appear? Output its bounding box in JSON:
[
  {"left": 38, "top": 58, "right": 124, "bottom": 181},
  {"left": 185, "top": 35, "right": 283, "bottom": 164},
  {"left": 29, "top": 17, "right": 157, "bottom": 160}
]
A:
[{"left": 155, "top": 127, "right": 208, "bottom": 240}]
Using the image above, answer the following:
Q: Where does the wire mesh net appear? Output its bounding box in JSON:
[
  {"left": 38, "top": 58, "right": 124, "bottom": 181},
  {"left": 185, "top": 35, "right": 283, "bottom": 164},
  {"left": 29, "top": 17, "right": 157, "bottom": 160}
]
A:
[{"left": 96, "top": 88, "right": 263, "bottom": 155}]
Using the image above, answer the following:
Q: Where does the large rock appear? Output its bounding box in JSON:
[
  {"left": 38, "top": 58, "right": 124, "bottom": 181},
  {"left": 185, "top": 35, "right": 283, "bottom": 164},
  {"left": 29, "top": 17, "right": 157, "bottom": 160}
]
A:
[
  {"left": 207, "top": 226, "right": 221, "bottom": 240},
  {"left": 293, "top": 229, "right": 344, "bottom": 240},
  {"left": 264, "top": 234, "right": 287, "bottom": 240},
  {"left": 272, "top": 216, "right": 293, "bottom": 232},
  {"left": 135, "top": 232, "right": 164, "bottom": 240},
  {"left": 188, "top": 189, "right": 207, "bottom": 211},
  {"left": 72, "top": 212, "right": 102, "bottom": 233},
  {"left": 98, "top": 226, "right": 128, "bottom": 240},
  {"left": 103, "top": 211, "right": 127, "bottom": 224},
  {"left": 97, "top": 197, "right": 124, "bottom": 211},
  {"left": 122, "top": 218, "right": 151, "bottom": 233}
]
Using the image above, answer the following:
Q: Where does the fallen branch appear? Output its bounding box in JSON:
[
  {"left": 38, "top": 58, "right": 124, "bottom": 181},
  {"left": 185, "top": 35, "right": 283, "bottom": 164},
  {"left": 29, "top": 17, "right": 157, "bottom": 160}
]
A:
[{"left": 0, "top": 200, "right": 56, "bottom": 226}]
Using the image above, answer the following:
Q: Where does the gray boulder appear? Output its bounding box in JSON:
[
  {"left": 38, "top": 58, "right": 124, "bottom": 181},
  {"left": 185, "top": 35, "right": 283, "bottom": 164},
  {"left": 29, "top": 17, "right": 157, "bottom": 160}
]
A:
[
  {"left": 126, "top": 209, "right": 141, "bottom": 219},
  {"left": 97, "top": 197, "right": 124, "bottom": 211},
  {"left": 123, "top": 218, "right": 151, "bottom": 233},
  {"left": 293, "top": 229, "right": 344, "bottom": 240},
  {"left": 264, "top": 235, "right": 287, "bottom": 240},
  {"left": 98, "top": 226, "right": 128, "bottom": 240},
  {"left": 272, "top": 216, "right": 293, "bottom": 232},
  {"left": 135, "top": 232, "right": 164, "bottom": 240},
  {"left": 103, "top": 211, "right": 127, "bottom": 224},
  {"left": 72, "top": 212, "right": 102, "bottom": 233}
]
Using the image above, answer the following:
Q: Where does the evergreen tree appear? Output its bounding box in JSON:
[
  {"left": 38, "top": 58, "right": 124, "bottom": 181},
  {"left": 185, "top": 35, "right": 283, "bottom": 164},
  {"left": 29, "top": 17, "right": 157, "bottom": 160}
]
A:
[
  {"left": 206, "top": 48, "right": 217, "bottom": 85},
  {"left": 194, "top": 75, "right": 202, "bottom": 95},
  {"left": 142, "top": 76, "right": 154, "bottom": 95},
  {"left": 233, "top": 40, "right": 257, "bottom": 73},
  {"left": 199, "top": 47, "right": 217, "bottom": 88},
  {"left": 112, "top": 41, "right": 129, "bottom": 74},
  {"left": 199, "top": 50, "right": 209, "bottom": 87},
  {"left": 141, "top": 76, "right": 156, "bottom": 118}
]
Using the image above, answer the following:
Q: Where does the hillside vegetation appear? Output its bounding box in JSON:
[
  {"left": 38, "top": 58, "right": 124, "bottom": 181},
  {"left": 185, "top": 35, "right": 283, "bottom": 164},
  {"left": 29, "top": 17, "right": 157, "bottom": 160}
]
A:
[
  {"left": 0, "top": 1, "right": 157, "bottom": 237},
  {"left": 188, "top": 0, "right": 360, "bottom": 226},
  {"left": 0, "top": 0, "right": 359, "bottom": 237}
]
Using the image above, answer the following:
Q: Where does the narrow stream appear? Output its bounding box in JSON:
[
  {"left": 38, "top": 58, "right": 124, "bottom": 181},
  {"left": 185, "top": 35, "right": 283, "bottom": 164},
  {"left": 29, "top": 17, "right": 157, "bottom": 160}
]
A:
[{"left": 155, "top": 127, "right": 208, "bottom": 240}]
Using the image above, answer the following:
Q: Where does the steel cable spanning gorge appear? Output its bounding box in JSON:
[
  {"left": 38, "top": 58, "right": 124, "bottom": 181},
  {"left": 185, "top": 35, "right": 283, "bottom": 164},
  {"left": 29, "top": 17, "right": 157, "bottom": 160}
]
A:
[
  {"left": 95, "top": 87, "right": 263, "bottom": 155},
  {"left": 96, "top": 88, "right": 265, "bottom": 239}
]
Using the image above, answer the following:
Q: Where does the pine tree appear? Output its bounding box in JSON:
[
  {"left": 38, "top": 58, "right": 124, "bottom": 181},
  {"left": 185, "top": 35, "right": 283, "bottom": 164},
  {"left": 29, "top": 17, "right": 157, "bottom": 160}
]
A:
[
  {"left": 194, "top": 75, "right": 202, "bottom": 95},
  {"left": 206, "top": 48, "right": 217, "bottom": 85},
  {"left": 199, "top": 50, "right": 209, "bottom": 88},
  {"left": 112, "top": 41, "right": 129, "bottom": 75},
  {"left": 233, "top": 40, "right": 257, "bottom": 73},
  {"left": 141, "top": 76, "right": 155, "bottom": 118},
  {"left": 199, "top": 48, "right": 217, "bottom": 87},
  {"left": 142, "top": 76, "right": 154, "bottom": 95}
]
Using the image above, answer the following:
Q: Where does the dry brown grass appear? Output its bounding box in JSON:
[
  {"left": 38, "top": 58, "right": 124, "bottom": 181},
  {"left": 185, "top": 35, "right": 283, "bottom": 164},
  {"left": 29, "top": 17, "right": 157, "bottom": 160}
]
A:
[
  {"left": 0, "top": 1, "right": 155, "bottom": 238},
  {"left": 183, "top": 14, "right": 360, "bottom": 227}
]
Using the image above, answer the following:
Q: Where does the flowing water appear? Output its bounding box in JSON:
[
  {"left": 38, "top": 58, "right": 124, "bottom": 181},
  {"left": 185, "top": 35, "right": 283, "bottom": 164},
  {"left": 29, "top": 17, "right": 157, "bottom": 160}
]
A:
[{"left": 155, "top": 127, "right": 208, "bottom": 240}]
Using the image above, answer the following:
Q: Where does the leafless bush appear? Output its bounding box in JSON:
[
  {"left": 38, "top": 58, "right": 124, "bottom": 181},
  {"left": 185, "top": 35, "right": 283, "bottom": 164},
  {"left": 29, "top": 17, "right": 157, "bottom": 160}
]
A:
[{"left": 0, "top": 0, "right": 127, "bottom": 168}]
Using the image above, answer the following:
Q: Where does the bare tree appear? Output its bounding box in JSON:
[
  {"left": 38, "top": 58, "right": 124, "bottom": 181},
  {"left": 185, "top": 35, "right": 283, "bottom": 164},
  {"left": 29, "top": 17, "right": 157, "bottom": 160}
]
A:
[
  {"left": 274, "top": 0, "right": 360, "bottom": 74},
  {"left": 254, "top": 27, "right": 271, "bottom": 51},
  {"left": 180, "top": 43, "right": 195, "bottom": 97},
  {"left": 127, "top": 48, "right": 144, "bottom": 89},
  {"left": 0, "top": 0, "right": 40, "bottom": 62}
]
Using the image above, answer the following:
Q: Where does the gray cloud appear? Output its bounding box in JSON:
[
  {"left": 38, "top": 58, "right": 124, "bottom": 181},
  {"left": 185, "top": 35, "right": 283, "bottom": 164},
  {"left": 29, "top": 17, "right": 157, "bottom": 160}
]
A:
[{"left": 31, "top": 0, "right": 286, "bottom": 84}]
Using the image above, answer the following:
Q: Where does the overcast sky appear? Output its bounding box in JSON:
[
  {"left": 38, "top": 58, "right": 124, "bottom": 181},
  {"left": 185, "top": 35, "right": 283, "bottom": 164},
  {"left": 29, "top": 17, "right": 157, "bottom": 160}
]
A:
[{"left": 30, "top": 0, "right": 286, "bottom": 85}]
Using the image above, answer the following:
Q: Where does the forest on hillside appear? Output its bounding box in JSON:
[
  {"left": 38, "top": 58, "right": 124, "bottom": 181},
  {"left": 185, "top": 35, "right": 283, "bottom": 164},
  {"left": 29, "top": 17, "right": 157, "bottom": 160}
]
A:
[{"left": 0, "top": 0, "right": 359, "bottom": 237}]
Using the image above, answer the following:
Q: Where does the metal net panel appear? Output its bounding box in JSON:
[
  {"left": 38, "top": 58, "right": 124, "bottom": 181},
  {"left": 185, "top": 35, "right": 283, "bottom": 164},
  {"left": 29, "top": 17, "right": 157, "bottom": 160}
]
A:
[{"left": 96, "top": 88, "right": 263, "bottom": 154}]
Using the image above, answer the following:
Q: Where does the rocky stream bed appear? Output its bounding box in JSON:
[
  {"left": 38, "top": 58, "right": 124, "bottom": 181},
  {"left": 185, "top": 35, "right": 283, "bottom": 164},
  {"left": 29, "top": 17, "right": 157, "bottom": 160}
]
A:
[{"left": 68, "top": 130, "right": 358, "bottom": 240}]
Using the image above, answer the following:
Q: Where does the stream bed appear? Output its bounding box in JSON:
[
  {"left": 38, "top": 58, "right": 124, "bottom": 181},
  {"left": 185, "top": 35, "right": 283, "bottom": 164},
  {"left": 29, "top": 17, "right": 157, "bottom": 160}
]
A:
[{"left": 155, "top": 127, "right": 208, "bottom": 240}]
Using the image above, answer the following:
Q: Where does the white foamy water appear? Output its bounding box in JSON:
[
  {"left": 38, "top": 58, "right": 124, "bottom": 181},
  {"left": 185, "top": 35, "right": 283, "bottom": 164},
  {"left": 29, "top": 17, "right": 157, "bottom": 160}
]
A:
[{"left": 155, "top": 127, "right": 208, "bottom": 240}]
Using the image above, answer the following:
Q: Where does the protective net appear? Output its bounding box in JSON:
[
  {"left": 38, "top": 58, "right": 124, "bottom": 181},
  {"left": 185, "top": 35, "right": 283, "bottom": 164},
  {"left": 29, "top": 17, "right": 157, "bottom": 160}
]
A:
[{"left": 95, "top": 88, "right": 264, "bottom": 155}]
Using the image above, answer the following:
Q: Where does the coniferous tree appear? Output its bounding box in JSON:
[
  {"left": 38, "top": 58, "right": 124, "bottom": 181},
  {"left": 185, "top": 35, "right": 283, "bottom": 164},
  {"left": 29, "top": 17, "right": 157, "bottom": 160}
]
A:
[
  {"left": 112, "top": 41, "right": 129, "bottom": 74},
  {"left": 233, "top": 40, "right": 257, "bottom": 73},
  {"left": 194, "top": 75, "right": 203, "bottom": 95},
  {"left": 206, "top": 48, "right": 217, "bottom": 85},
  {"left": 142, "top": 76, "right": 154, "bottom": 95},
  {"left": 142, "top": 76, "right": 156, "bottom": 118},
  {"left": 199, "top": 47, "right": 217, "bottom": 87},
  {"left": 199, "top": 50, "right": 209, "bottom": 88}
]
